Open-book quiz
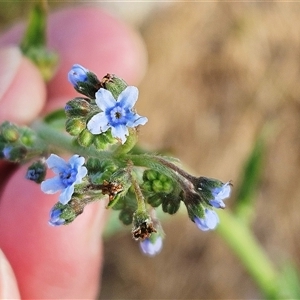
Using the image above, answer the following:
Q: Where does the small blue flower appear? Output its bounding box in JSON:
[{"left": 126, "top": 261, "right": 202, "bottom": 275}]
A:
[
  {"left": 68, "top": 64, "right": 89, "bottom": 87},
  {"left": 140, "top": 236, "right": 163, "bottom": 256},
  {"left": 210, "top": 182, "right": 231, "bottom": 209},
  {"left": 87, "top": 86, "right": 148, "bottom": 144},
  {"left": 194, "top": 208, "right": 219, "bottom": 231},
  {"left": 41, "top": 154, "right": 87, "bottom": 204},
  {"left": 49, "top": 208, "right": 65, "bottom": 226}
]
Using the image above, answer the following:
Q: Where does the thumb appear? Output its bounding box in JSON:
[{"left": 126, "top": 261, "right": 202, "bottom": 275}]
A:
[{"left": 0, "top": 249, "right": 21, "bottom": 300}]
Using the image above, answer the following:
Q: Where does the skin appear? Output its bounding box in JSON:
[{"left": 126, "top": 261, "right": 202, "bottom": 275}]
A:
[{"left": 0, "top": 6, "right": 147, "bottom": 299}]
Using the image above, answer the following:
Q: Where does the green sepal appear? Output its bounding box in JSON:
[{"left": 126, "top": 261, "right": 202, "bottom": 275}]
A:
[
  {"left": 65, "top": 118, "right": 86, "bottom": 136},
  {"left": 77, "top": 129, "right": 94, "bottom": 147},
  {"left": 74, "top": 71, "right": 102, "bottom": 99}
]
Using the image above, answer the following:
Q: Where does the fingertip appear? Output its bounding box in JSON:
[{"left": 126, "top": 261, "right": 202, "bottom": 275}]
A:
[
  {"left": 0, "top": 47, "right": 46, "bottom": 124},
  {"left": 0, "top": 165, "right": 106, "bottom": 298},
  {"left": 45, "top": 6, "right": 148, "bottom": 99},
  {"left": 0, "top": 249, "right": 21, "bottom": 300}
]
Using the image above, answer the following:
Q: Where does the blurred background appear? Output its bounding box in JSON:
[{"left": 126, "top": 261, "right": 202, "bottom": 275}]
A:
[{"left": 1, "top": 1, "right": 300, "bottom": 299}]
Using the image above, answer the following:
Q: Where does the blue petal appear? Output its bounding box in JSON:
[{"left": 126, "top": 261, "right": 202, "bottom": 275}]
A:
[
  {"left": 194, "top": 209, "right": 219, "bottom": 231},
  {"left": 126, "top": 113, "right": 148, "bottom": 127},
  {"left": 111, "top": 124, "right": 129, "bottom": 144},
  {"left": 118, "top": 86, "right": 139, "bottom": 109},
  {"left": 46, "top": 154, "right": 69, "bottom": 174},
  {"left": 75, "top": 166, "right": 88, "bottom": 184},
  {"left": 95, "top": 88, "right": 116, "bottom": 111},
  {"left": 59, "top": 185, "right": 74, "bottom": 204},
  {"left": 210, "top": 199, "right": 225, "bottom": 209},
  {"left": 69, "top": 154, "right": 85, "bottom": 169},
  {"left": 41, "top": 177, "right": 65, "bottom": 194},
  {"left": 140, "top": 236, "right": 163, "bottom": 256},
  {"left": 68, "top": 64, "right": 88, "bottom": 86},
  {"left": 87, "top": 112, "right": 110, "bottom": 134}
]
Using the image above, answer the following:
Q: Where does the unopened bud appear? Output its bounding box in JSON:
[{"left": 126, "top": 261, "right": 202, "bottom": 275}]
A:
[
  {"left": 65, "top": 118, "right": 86, "bottom": 136},
  {"left": 101, "top": 73, "right": 128, "bottom": 99}
]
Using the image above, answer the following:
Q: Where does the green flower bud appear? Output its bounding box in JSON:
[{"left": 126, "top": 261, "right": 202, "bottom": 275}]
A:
[
  {"left": 49, "top": 199, "right": 85, "bottom": 226},
  {"left": 65, "top": 118, "right": 86, "bottom": 136},
  {"left": 101, "top": 73, "right": 128, "bottom": 99},
  {"left": 163, "top": 181, "right": 174, "bottom": 194},
  {"left": 147, "top": 193, "right": 163, "bottom": 207},
  {"left": 143, "top": 169, "right": 158, "bottom": 182},
  {"left": 86, "top": 157, "right": 102, "bottom": 173},
  {"left": 0, "top": 121, "right": 19, "bottom": 142},
  {"left": 93, "top": 130, "right": 115, "bottom": 150},
  {"left": 161, "top": 193, "right": 182, "bottom": 215},
  {"left": 65, "top": 98, "right": 92, "bottom": 118},
  {"left": 77, "top": 129, "right": 94, "bottom": 147},
  {"left": 2, "top": 145, "right": 27, "bottom": 162},
  {"left": 119, "top": 208, "right": 134, "bottom": 225},
  {"left": 101, "top": 160, "right": 118, "bottom": 174},
  {"left": 152, "top": 179, "right": 164, "bottom": 193},
  {"left": 141, "top": 181, "right": 153, "bottom": 192},
  {"left": 19, "top": 127, "right": 35, "bottom": 147}
]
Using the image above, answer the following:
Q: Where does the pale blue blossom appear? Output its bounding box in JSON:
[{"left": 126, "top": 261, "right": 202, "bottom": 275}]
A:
[
  {"left": 194, "top": 208, "right": 219, "bottom": 231},
  {"left": 140, "top": 236, "right": 163, "bottom": 256},
  {"left": 87, "top": 86, "right": 148, "bottom": 144},
  {"left": 41, "top": 154, "right": 87, "bottom": 204},
  {"left": 210, "top": 182, "right": 231, "bottom": 209}
]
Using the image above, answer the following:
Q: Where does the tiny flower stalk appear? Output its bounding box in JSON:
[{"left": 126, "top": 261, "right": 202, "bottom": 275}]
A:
[{"left": 20, "top": 1, "right": 58, "bottom": 81}]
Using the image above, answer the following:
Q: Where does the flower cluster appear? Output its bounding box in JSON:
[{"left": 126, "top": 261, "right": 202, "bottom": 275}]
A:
[{"left": 0, "top": 64, "right": 231, "bottom": 257}]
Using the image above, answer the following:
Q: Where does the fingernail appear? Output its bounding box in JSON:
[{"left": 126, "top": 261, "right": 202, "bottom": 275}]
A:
[
  {"left": 0, "top": 249, "right": 21, "bottom": 299},
  {"left": 0, "top": 47, "right": 22, "bottom": 102}
]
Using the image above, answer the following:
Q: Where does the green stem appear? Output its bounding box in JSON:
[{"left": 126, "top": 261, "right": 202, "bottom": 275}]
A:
[
  {"left": 32, "top": 120, "right": 111, "bottom": 159},
  {"left": 113, "top": 128, "right": 138, "bottom": 157},
  {"left": 129, "top": 166, "right": 146, "bottom": 212},
  {"left": 217, "top": 209, "right": 278, "bottom": 299}
]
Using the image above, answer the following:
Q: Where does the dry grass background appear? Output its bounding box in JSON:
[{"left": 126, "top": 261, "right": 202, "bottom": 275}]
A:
[
  {"left": 101, "top": 3, "right": 300, "bottom": 299},
  {"left": 2, "top": 2, "right": 300, "bottom": 299}
]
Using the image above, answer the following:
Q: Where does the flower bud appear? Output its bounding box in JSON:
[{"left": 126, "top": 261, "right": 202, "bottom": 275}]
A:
[
  {"left": 194, "top": 208, "right": 219, "bottom": 231},
  {"left": 49, "top": 199, "right": 85, "bottom": 226},
  {"left": 65, "top": 118, "right": 86, "bottom": 136},
  {"left": 143, "top": 169, "right": 158, "bottom": 182},
  {"left": 147, "top": 193, "right": 163, "bottom": 207},
  {"left": 65, "top": 98, "right": 92, "bottom": 118},
  {"left": 86, "top": 157, "right": 102, "bottom": 173},
  {"left": 0, "top": 121, "right": 19, "bottom": 142},
  {"left": 26, "top": 159, "right": 47, "bottom": 183},
  {"left": 119, "top": 208, "right": 134, "bottom": 225},
  {"left": 101, "top": 73, "right": 128, "bottom": 99},
  {"left": 2, "top": 145, "right": 27, "bottom": 162},
  {"left": 190, "top": 176, "right": 231, "bottom": 209},
  {"left": 140, "top": 234, "right": 163, "bottom": 256},
  {"left": 68, "top": 64, "right": 89, "bottom": 87},
  {"left": 161, "top": 193, "right": 181, "bottom": 214},
  {"left": 93, "top": 130, "right": 116, "bottom": 150},
  {"left": 77, "top": 129, "right": 94, "bottom": 147},
  {"left": 68, "top": 64, "right": 102, "bottom": 98}
]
